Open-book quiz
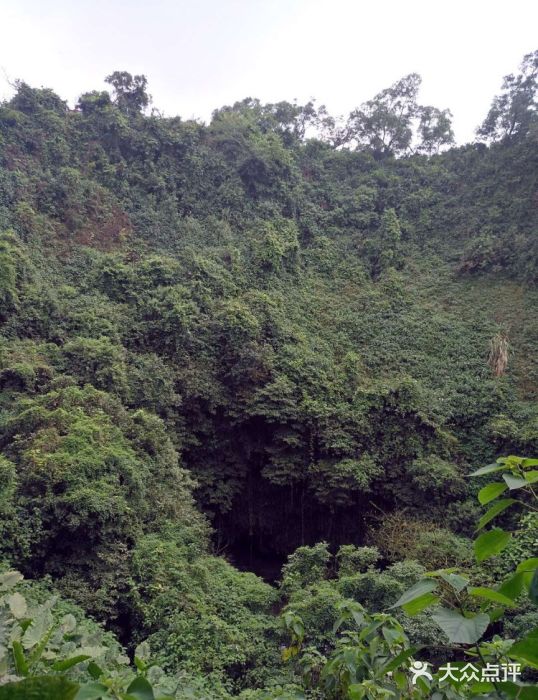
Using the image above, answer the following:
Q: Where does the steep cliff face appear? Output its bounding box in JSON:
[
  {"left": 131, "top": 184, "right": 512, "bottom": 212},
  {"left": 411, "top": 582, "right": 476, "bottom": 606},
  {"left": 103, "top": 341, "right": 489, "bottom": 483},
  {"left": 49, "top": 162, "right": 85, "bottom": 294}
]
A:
[{"left": 0, "top": 72, "right": 537, "bottom": 695}]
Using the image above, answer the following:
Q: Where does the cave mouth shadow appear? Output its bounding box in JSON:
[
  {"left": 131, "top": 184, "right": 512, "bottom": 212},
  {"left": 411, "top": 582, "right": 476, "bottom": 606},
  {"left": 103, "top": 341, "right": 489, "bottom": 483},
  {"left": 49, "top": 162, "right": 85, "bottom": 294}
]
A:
[{"left": 224, "top": 535, "right": 287, "bottom": 584}]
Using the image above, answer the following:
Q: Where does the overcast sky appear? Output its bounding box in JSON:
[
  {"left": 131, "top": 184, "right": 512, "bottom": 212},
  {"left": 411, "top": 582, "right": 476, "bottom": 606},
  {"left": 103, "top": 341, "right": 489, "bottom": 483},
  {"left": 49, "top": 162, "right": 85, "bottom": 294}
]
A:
[{"left": 1, "top": 0, "right": 537, "bottom": 143}]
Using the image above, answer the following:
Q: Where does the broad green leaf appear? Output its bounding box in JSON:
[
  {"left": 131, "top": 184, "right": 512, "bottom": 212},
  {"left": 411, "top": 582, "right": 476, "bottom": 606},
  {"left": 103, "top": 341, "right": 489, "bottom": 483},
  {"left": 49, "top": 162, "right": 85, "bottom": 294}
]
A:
[
  {"left": 503, "top": 473, "right": 528, "bottom": 490},
  {"left": 516, "top": 557, "right": 538, "bottom": 573},
  {"left": 416, "top": 676, "right": 431, "bottom": 694},
  {"left": 468, "top": 586, "right": 517, "bottom": 607},
  {"left": 0, "top": 571, "right": 23, "bottom": 591},
  {"left": 495, "top": 682, "right": 538, "bottom": 699},
  {"left": 351, "top": 611, "right": 365, "bottom": 628},
  {"left": 8, "top": 592, "right": 27, "bottom": 619},
  {"left": 424, "top": 568, "right": 458, "bottom": 577},
  {"left": 513, "top": 688, "right": 538, "bottom": 700},
  {"left": 431, "top": 608, "right": 489, "bottom": 644},
  {"left": 60, "top": 614, "right": 77, "bottom": 633},
  {"left": 382, "top": 625, "right": 402, "bottom": 645},
  {"left": 348, "top": 686, "right": 364, "bottom": 700},
  {"left": 522, "top": 458, "right": 538, "bottom": 468},
  {"left": 390, "top": 579, "right": 437, "bottom": 608},
  {"left": 524, "top": 470, "right": 538, "bottom": 484},
  {"left": 516, "top": 558, "right": 538, "bottom": 594},
  {"left": 28, "top": 625, "right": 54, "bottom": 666},
  {"left": 12, "top": 640, "right": 28, "bottom": 676},
  {"left": 358, "top": 619, "right": 383, "bottom": 641},
  {"left": 476, "top": 499, "right": 515, "bottom": 530},
  {"left": 470, "top": 463, "right": 505, "bottom": 476},
  {"left": 474, "top": 528, "right": 511, "bottom": 562},
  {"left": 530, "top": 570, "right": 538, "bottom": 605},
  {"left": 78, "top": 646, "right": 106, "bottom": 659},
  {"left": 402, "top": 592, "right": 439, "bottom": 615},
  {"left": 126, "top": 676, "right": 155, "bottom": 700},
  {"left": 75, "top": 682, "right": 108, "bottom": 700},
  {"left": 22, "top": 608, "right": 53, "bottom": 649},
  {"left": 438, "top": 572, "right": 469, "bottom": 592},
  {"left": 380, "top": 646, "right": 420, "bottom": 673},
  {"left": 478, "top": 482, "right": 507, "bottom": 504},
  {"left": 52, "top": 654, "right": 91, "bottom": 672},
  {"left": 392, "top": 670, "right": 407, "bottom": 691},
  {"left": 469, "top": 682, "right": 495, "bottom": 694},
  {"left": 87, "top": 661, "right": 103, "bottom": 680},
  {"left": 488, "top": 606, "right": 506, "bottom": 622},
  {"left": 499, "top": 572, "right": 525, "bottom": 601},
  {"left": 508, "top": 627, "right": 538, "bottom": 666},
  {"left": 0, "top": 676, "right": 79, "bottom": 700}
]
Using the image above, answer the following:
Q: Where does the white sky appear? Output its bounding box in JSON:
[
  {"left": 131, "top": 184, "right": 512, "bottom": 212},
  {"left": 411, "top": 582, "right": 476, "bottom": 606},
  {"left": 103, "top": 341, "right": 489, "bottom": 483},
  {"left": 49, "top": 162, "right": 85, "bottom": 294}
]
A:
[{"left": 0, "top": 0, "right": 537, "bottom": 143}]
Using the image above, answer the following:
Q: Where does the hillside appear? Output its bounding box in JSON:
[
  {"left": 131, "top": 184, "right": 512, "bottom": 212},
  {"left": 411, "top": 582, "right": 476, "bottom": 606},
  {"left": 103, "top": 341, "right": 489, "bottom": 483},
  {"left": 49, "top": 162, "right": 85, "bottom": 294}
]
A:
[{"left": 0, "top": 56, "right": 537, "bottom": 698}]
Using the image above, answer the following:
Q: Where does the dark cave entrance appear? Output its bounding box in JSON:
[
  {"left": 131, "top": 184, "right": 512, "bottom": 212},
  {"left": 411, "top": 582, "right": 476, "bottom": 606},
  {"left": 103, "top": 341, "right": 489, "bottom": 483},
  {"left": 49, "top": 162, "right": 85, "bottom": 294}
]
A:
[
  {"left": 225, "top": 534, "right": 286, "bottom": 583},
  {"left": 209, "top": 480, "right": 372, "bottom": 584}
]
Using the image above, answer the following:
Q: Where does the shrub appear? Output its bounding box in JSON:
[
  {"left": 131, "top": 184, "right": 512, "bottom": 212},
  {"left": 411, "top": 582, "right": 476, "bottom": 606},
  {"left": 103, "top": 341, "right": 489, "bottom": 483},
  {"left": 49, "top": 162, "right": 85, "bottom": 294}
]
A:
[
  {"left": 369, "top": 511, "right": 473, "bottom": 568},
  {"left": 336, "top": 545, "right": 380, "bottom": 576}
]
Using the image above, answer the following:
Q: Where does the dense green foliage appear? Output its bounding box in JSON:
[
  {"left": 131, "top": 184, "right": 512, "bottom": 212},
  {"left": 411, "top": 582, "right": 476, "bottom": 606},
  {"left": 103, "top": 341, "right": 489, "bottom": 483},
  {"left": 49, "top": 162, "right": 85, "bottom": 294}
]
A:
[{"left": 0, "top": 50, "right": 537, "bottom": 697}]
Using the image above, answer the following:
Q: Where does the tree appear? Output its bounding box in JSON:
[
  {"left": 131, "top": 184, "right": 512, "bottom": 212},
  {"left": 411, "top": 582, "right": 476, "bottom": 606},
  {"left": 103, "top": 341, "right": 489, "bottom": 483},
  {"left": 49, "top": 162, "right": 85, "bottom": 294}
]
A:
[
  {"left": 416, "top": 106, "right": 455, "bottom": 154},
  {"left": 477, "top": 49, "right": 538, "bottom": 141},
  {"left": 346, "top": 73, "right": 422, "bottom": 157},
  {"left": 211, "top": 97, "right": 327, "bottom": 145},
  {"left": 76, "top": 89, "right": 112, "bottom": 115},
  {"left": 104, "top": 71, "right": 150, "bottom": 115},
  {"left": 344, "top": 75, "right": 455, "bottom": 157},
  {"left": 9, "top": 81, "right": 68, "bottom": 116}
]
